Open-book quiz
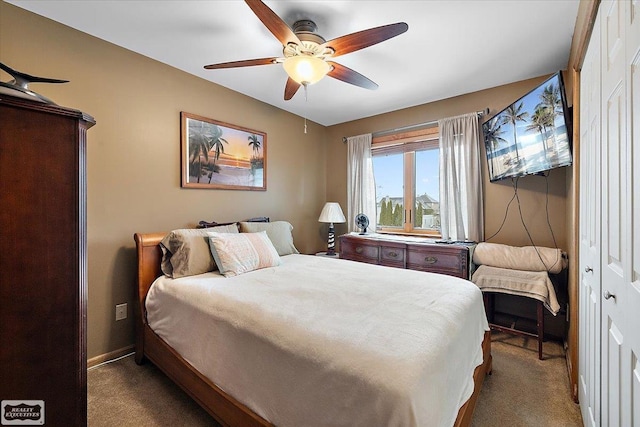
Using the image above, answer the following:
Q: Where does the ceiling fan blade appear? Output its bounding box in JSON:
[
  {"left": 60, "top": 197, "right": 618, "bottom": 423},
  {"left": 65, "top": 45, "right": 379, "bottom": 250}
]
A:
[
  {"left": 245, "top": 0, "right": 301, "bottom": 47},
  {"left": 284, "top": 77, "right": 301, "bottom": 100},
  {"left": 322, "top": 22, "right": 408, "bottom": 58},
  {"left": 204, "top": 57, "right": 278, "bottom": 69},
  {"left": 327, "top": 62, "right": 378, "bottom": 90}
]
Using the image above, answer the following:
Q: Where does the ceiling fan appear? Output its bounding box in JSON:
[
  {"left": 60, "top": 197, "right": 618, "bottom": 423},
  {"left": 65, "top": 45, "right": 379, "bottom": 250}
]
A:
[{"left": 204, "top": 0, "right": 408, "bottom": 101}]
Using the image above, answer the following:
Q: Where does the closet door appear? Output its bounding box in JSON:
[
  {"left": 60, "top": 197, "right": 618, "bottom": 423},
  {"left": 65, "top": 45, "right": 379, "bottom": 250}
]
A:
[
  {"left": 623, "top": 0, "right": 640, "bottom": 424},
  {"left": 579, "top": 10, "right": 602, "bottom": 426},
  {"left": 600, "top": 0, "right": 640, "bottom": 425},
  {"left": 625, "top": 0, "right": 640, "bottom": 427}
]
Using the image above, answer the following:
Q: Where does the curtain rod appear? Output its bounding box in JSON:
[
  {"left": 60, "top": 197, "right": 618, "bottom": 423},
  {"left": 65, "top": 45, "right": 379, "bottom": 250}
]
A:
[{"left": 342, "top": 108, "right": 489, "bottom": 143}]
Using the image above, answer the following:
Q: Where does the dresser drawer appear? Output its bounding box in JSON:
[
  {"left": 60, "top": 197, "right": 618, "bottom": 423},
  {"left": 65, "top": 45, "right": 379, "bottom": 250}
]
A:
[
  {"left": 340, "top": 238, "right": 379, "bottom": 264},
  {"left": 379, "top": 244, "right": 406, "bottom": 268},
  {"left": 406, "top": 246, "right": 467, "bottom": 278}
]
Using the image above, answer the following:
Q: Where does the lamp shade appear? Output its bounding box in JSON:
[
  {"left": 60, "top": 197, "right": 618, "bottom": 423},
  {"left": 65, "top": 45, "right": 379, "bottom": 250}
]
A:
[
  {"left": 318, "top": 202, "right": 346, "bottom": 224},
  {"left": 283, "top": 56, "right": 331, "bottom": 85}
]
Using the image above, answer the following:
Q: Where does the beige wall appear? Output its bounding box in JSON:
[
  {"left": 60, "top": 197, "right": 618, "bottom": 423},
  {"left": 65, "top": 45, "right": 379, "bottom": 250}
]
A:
[
  {"left": 326, "top": 77, "right": 570, "bottom": 251},
  {"left": 1, "top": 3, "right": 328, "bottom": 359},
  {"left": 2, "top": 3, "right": 574, "bottom": 360}
]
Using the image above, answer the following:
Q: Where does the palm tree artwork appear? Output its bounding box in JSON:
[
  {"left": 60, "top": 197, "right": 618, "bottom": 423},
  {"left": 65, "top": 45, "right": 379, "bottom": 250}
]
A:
[
  {"left": 536, "top": 83, "right": 562, "bottom": 152},
  {"left": 187, "top": 119, "right": 227, "bottom": 183},
  {"left": 502, "top": 102, "right": 529, "bottom": 162},
  {"left": 484, "top": 116, "right": 508, "bottom": 151},
  {"left": 526, "top": 106, "right": 549, "bottom": 154},
  {"left": 247, "top": 134, "right": 263, "bottom": 171},
  {"left": 182, "top": 112, "right": 267, "bottom": 190},
  {"left": 188, "top": 120, "right": 214, "bottom": 183},
  {"left": 483, "top": 116, "right": 509, "bottom": 178},
  {"left": 208, "top": 127, "right": 228, "bottom": 183}
]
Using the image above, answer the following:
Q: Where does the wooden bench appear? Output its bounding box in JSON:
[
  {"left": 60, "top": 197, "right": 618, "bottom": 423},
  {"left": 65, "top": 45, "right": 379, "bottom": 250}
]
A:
[{"left": 482, "top": 293, "right": 544, "bottom": 360}]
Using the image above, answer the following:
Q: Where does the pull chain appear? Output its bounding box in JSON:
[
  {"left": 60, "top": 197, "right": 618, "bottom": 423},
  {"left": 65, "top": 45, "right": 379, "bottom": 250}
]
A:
[{"left": 303, "top": 82, "right": 308, "bottom": 134}]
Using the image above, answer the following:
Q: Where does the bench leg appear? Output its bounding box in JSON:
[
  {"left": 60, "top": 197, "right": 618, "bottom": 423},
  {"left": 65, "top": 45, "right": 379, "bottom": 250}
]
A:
[
  {"left": 483, "top": 292, "right": 545, "bottom": 360},
  {"left": 537, "top": 301, "right": 544, "bottom": 360},
  {"left": 483, "top": 293, "right": 495, "bottom": 323}
]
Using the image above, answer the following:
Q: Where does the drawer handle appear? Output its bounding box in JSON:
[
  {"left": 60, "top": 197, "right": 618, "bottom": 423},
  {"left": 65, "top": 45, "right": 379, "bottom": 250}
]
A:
[
  {"left": 355, "top": 246, "right": 363, "bottom": 254},
  {"left": 424, "top": 256, "right": 438, "bottom": 264},
  {"left": 387, "top": 251, "right": 398, "bottom": 258}
]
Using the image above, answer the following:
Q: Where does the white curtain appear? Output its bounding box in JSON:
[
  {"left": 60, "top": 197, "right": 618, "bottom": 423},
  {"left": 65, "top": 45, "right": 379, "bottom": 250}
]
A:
[
  {"left": 438, "top": 113, "right": 484, "bottom": 242},
  {"left": 346, "top": 133, "right": 377, "bottom": 233}
]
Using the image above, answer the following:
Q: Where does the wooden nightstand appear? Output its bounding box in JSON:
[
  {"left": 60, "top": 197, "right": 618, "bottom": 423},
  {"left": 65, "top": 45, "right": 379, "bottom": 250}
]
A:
[{"left": 315, "top": 251, "right": 340, "bottom": 258}]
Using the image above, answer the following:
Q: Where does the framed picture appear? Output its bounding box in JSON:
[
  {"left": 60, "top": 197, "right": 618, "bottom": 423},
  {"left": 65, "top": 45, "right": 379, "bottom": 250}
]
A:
[{"left": 181, "top": 112, "right": 266, "bottom": 190}]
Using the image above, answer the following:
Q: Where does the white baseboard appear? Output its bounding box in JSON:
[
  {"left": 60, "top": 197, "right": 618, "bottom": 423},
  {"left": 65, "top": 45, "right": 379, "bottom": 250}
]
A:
[{"left": 87, "top": 345, "right": 135, "bottom": 369}]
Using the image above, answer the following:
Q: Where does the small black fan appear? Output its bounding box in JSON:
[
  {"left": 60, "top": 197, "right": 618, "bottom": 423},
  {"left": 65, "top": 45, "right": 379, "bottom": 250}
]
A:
[{"left": 355, "top": 213, "right": 369, "bottom": 235}]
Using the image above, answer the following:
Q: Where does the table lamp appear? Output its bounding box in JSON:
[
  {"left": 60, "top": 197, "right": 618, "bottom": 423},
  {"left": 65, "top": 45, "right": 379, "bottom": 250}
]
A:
[{"left": 318, "top": 202, "right": 346, "bottom": 256}]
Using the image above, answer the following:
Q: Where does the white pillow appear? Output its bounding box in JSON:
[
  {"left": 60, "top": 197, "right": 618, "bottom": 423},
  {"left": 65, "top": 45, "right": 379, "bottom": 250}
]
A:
[{"left": 208, "top": 231, "right": 281, "bottom": 277}]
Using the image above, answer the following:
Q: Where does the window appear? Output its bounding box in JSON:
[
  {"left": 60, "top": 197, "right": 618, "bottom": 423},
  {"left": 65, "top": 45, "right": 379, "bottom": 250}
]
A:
[{"left": 372, "top": 127, "right": 440, "bottom": 236}]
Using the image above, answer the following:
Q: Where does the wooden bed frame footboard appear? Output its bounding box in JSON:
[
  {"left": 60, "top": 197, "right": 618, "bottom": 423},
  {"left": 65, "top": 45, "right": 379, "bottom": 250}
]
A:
[{"left": 133, "top": 232, "right": 492, "bottom": 427}]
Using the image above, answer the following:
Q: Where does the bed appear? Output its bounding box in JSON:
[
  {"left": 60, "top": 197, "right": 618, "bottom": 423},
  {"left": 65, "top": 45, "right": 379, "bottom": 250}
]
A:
[{"left": 134, "top": 226, "right": 492, "bottom": 427}]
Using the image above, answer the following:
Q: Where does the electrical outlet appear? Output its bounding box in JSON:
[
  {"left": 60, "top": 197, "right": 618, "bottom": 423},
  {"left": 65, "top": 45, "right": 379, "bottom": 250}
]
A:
[{"left": 115, "top": 303, "right": 127, "bottom": 321}]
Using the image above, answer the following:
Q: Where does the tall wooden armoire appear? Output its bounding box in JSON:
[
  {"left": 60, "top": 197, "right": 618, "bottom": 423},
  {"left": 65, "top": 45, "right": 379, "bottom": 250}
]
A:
[{"left": 0, "top": 94, "right": 95, "bottom": 426}]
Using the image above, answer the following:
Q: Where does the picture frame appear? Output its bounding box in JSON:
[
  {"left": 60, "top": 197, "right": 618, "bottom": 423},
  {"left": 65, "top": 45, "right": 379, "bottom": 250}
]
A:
[{"left": 181, "top": 112, "right": 266, "bottom": 190}]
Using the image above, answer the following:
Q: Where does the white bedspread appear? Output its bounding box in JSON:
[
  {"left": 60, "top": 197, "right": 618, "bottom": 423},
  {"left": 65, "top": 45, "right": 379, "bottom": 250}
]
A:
[{"left": 146, "top": 254, "right": 489, "bottom": 427}]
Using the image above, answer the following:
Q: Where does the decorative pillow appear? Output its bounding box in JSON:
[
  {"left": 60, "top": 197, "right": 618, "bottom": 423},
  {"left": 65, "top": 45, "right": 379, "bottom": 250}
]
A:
[
  {"left": 160, "top": 224, "right": 238, "bottom": 278},
  {"left": 238, "top": 221, "right": 299, "bottom": 256},
  {"left": 208, "top": 231, "right": 281, "bottom": 277}
]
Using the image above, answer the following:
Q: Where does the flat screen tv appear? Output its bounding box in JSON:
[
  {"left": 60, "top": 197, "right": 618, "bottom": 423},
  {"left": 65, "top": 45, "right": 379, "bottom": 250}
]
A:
[{"left": 482, "top": 72, "right": 573, "bottom": 182}]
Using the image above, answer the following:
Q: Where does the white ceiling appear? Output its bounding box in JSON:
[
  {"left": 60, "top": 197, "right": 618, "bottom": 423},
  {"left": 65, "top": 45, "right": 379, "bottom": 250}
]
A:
[{"left": 6, "top": 0, "right": 580, "bottom": 126}]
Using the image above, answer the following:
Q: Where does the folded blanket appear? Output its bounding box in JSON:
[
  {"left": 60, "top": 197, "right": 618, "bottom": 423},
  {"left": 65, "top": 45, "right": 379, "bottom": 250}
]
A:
[
  {"left": 471, "top": 265, "right": 561, "bottom": 315},
  {"left": 472, "top": 242, "right": 566, "bottom": 274}
]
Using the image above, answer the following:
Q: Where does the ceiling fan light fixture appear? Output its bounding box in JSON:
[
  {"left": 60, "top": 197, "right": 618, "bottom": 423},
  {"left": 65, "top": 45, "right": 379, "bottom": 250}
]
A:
[{"left": 283, "top": 56, "right": 330, "bottom": 85}]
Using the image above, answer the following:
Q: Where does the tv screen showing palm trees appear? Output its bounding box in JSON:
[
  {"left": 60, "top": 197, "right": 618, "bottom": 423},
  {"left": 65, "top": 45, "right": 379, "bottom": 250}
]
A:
[{"left": 482, "top": 72, "right": 573, "bottom": 182}]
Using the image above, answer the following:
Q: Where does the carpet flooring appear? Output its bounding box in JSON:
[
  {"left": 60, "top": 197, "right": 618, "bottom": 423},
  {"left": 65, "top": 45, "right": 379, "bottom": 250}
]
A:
[
  {"left": 88, "top": 331, "right": 583, "bottom": 426},
  {"left": 471, "top": 332, "right": 583, "bottom": 426}
]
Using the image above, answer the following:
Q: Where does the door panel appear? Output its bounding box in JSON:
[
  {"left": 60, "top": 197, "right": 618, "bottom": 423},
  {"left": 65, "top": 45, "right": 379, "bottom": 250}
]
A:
[
  {"left": 627, "top": 1, "right": 640, "bottom": 424},
  {"left": 601, "top": 1, "right": 627, "bottom": 424},
  {"left": 604, "top": 82, "right": 624, "bottom": 274},
  {"left": 633, "top": 353, "right": 640, "bottom": 427},
  {"left": 605, "top": 320, "right": 623, "bottom": 426},
  {"left": 579, "top": 279, "right": 599, "bottom": 427},
  {"left": 579, "top": 10, "right": 602, "bottom": 426},
  {"left": 604, "top": 0, "right": 623, "bottom": 72},
  {"left": 578, "top": 9, "right": 601, "bottom": 427},
  {"left": 601, "top": 1, "right": 640, "bottom": 426}
]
